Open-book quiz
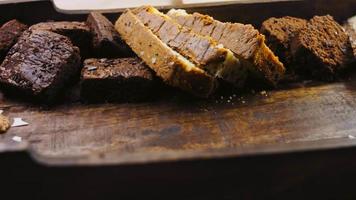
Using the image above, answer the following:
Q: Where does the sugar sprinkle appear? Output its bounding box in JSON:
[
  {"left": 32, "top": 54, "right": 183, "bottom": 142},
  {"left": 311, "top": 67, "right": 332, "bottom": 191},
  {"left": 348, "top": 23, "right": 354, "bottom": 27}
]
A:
[
  {"left": 12, "top": 118, "right": 29, "bottom": 127},
  {"left": 12, "top": 136, "right": 22, "bottom": 142},
  {"left": 0, "top": 110, "right": 3, "bottom": 115}
]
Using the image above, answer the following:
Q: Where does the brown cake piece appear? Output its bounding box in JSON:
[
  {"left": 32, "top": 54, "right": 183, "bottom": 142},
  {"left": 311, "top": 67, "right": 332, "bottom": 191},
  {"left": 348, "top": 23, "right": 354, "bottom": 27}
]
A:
[
  {"left": 0, "top": 20, "right": 28, "bottom": 61},
  {"left": 0, "top": 114, "right": 10, "bottom": 133},
  {"left": 115, "top": 9, "right": 216, "bottom": 98},
  {"left": 0, "top": 30, "right": 81, "bottom": 102},
  {"left": 29, "top": 21, "right": 92, "bottom": 57},
  {"left": 261, "top": 16, "right": 307, "bottom": 65},
  {"left": 87, "top": 12, "right": 133, "bottom": 58},
  {"left": 167, "top": 9, "right": 285, "bottom": 87},
  {"left": 291, "top": 15, "right": 354, "bottom": 80},
  {"left": 80, "top": 57, "right": 157, "bottom": 102},
  {"left": 343, "top": 15, "right": 356, "bottom": 58},
  {"left": 132, "top": 6, "right": 248, "bottom": 89}
]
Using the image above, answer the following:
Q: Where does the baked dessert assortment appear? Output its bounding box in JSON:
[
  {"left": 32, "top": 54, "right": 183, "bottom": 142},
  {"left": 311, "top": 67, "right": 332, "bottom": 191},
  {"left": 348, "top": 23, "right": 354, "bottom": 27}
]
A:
[
  {"left": 261, "top": 15, "right": 354, "bottom": 81},
  {"left": 87, "top": 12, "right": 133, "bottom": 58},
  {"left": 80, "top": 57, "right": 157, "bottom": 102},
  {"left": 0, "top": 5, "right": 355, "bottom": 103},
  {"left": 0, "top": 20, "right": 27, "bottom": 61}
]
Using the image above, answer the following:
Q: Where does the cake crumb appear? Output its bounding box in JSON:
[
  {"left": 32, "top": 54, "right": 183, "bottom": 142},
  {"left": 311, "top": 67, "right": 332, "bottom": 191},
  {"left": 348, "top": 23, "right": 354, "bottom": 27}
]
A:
[
  {"left": 12, "top": 136, "right": 22, "bottom": 142},
  {"left": 11, "top": 118, "right": 29, "bottom": 127},
  {"left": 260, "top": 91, "right": 267, "bottom": 96},
  {"left": 0, "top": 114, "right": 10, "bottom": 134}
]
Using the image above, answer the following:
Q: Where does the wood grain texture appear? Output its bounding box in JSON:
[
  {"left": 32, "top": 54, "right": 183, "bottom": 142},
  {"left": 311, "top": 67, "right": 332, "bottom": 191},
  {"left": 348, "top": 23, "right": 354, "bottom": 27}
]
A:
[{"left": 2, "top": 78, "right": 356, "bottom": 165}]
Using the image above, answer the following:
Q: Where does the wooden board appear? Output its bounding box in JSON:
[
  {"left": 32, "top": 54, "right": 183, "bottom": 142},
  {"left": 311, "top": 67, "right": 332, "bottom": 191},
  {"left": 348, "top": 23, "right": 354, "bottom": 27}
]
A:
[{"left": 0, "top": 0, "right": 355, "bottom": 167}]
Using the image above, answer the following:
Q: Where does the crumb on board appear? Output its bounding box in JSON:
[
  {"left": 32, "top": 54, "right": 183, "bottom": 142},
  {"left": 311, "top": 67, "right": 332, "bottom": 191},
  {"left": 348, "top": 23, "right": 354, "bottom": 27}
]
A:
[
  {"left": 260, "top": 90, "right": 267, "bottom": 96},
  {"left": 12, "top": 136, "right": 22, "bottom": 142},
  {"left": 0, "top": 114, "right": 11, "bottom": 133},
  {"left": 349, "top": 135, "right": 356, "bottom": 139},
  {"left": 11, "top": 118, "right": 29, "bottom": 127}
]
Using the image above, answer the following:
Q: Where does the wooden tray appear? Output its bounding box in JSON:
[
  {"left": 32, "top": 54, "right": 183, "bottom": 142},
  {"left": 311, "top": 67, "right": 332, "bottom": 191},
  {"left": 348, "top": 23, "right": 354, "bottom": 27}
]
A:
[{"left": 0, "top": 0, "right": 355, "bottom": 167}]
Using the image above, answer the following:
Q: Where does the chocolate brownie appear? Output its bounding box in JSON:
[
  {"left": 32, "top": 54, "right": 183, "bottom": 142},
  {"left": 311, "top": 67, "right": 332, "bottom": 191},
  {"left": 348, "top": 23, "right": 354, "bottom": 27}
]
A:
[
  {"left": 0, "top": 20, "right": 27, "bottom": 61},
  {"left": 291, "top": 15, "right": 354, "bottom": 81},
  {"left": 87, "top": 12, "right": 133, "bottom": 58},
  {"left": 80, "top": 57, "right": 157, "bottom": 102},
  {"left": 29, "top": 21, "right": 92, "bottom": 57},
  {"left": 0, "top": 30, "right": 81, "bottom": 102},
  {"left": 261, "top": 16, "right": 307, "bottom": 65}
]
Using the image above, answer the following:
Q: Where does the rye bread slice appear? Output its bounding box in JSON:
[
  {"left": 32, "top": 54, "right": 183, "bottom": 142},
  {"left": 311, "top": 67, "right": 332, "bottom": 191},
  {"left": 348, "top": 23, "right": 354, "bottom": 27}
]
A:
[
  {"left": 291, "top": 15, "right": 354, "bottom": 81},
  {"left": 261, "top": 16, "right": 307, "bottom": 65},
  {"left": 167, "top": 9, "right": 285, "bottom": 87},
  {"left": 115, "top": 9, "right": 216, "bottom": 98}
]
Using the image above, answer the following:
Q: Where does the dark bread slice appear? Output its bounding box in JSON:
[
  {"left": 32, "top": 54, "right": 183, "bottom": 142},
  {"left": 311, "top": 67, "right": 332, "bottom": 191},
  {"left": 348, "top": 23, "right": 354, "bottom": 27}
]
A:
[
  {"left": 261, "top": 16, "right": 307, "bottom": 65},
  {"left": 87, "top": 12, "right": 133, "bottom": 58},
  {"left": 0, "top": 30, "right": 81, "bottom": 102},
  {"left": 81, "top": 57, "right": 157, "bottom": 102},
  {"left": 115, "top": 9, "right": 216, "bottom": 98},
  {"left": 0, "top": 20, "right": 27, "bottom": 61},
  {"left": 167, "top": 9, "right": 285, "bottom": 87},
  {"left": 343, "top": 16, "right": 356, "bottom": 58},
  {"left": 29, "top": 21, "right": 92, "bottom": 57},
  {"left": 291, "top": 15, "right": 354, "bottom": 81}
]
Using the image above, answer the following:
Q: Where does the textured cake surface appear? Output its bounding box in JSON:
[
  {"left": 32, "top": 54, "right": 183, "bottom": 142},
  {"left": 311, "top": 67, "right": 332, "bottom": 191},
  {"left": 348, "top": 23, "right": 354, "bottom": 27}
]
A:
[
  {"left": 115, "top": 9, "right": 216, "bottom": 98},
  {"left": 0, "top": 30, "right": 81, "bottom": 100},
  {"left": 291, "top": 15, "right": 353, "bottom": 80},
  {"left": 167, "top": 9, "right": 285, "bottom": 86},
  {"left": 87, "top": 12, "right": 133, "bottom": 58},
  {"left": 0, "top": 19, "right": 28, "bottom": 61},
  {"left": 30, "top": 21, "right": 92, "bottom": 57},
  {"left": 261, "top": 16, "right": 307, "bottom": 65},
  {"left": 81, "top": 57, "right": 156, "bottom": 102}
]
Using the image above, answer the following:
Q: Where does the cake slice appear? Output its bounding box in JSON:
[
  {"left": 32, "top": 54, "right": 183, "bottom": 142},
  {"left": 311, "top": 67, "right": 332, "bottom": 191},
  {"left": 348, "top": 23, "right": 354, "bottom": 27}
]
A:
[
  {"left": 0, "top": 20, "right": 27, "bottom": 61},
  {"left": 115, "top": 9, "right": 216, "bottom": 98},
  {"left": 343, "top": 15, "right": 356, "bottom": 58},
  {"left": 29, "top": 21, "right": 92, "bottom": 57},
  {"left": 260, "top": 16, "right": 307, "bottom": 65},
  {"left": 81, "top": 57, "right": 157, "bottom": 102},
  {"left": 0, "top": 30, "right": 81, "bottom": 101},
  {"left": 87, "top": 12, "right": 133, "bottom": 58},
  {"left": 291, "top": 15, "right": 354, "bottom": 80},
  {"left": 132, "top": 6, "right": 248, "bottom": 88},
  {"left": 167, "top": 9, "right": 285, "bottom": 86}
]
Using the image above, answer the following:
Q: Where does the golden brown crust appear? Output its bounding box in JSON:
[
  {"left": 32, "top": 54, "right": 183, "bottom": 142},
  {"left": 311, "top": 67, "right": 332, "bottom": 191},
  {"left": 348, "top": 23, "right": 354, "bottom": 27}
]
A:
[
  {"left": 115, "top": 9, "right": 216, "bottom": 97},
  {"left": 167, "top": 9, "right": 285, "bottom": 86},
  {"left": 0, "top": 114, "right": 10, "bottom": 134}
]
